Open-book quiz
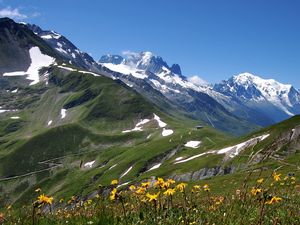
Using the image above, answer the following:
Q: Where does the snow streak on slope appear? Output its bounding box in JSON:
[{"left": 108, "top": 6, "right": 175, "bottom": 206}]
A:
[
  {"left": 120, "top": 166, "right": 133, "bottom": 178},
  {"left": 153, "top": 114, "right": 167, "bottom": 128},
  {"left": 122, "top": 119, "right": 150, "bottom": 133},
  {"left": 174, "top": 134, "right": 269, "bottom": 164}
]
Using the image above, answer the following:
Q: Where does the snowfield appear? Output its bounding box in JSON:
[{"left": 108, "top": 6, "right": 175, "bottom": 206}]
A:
[{"left": 3, "top": 46, "right": 55, "bottom": 85}]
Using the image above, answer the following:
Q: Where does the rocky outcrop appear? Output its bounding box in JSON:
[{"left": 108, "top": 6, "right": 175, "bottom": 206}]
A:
[{"left": 170, "top": 165, "right": 240, "bottom": 182}]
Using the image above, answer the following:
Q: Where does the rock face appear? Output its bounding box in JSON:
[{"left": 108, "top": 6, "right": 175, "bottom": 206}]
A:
[
  {"left": 170, "top": 165, "right": 238, "bottom": 182},
  {"left": 0, "top": 18, "right": 45, "bottom": 75}
]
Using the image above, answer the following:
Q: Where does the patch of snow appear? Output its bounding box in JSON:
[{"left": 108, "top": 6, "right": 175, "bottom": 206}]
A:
[
  {"left": 3, "top": 47, "right": 55, "bottom": 85},
  {"left": 120, "top": 166, "right": 133, "bottom": 178},
  {"left": 47, "top": 120, "right": 52, "bottom": 126},
  {"left": 175, "top": 157, "right": 183, "bottom": 161},
  {"left": 11, "top": 89, "right": 18, "bottom": 93},
  {"left": 41, "top": 34, "right": 53, "bottom": 39},
  {"left": 184, "top": 141, "right": 201, "bottom": 148},
  {"left": 84, "top": 160, "right": 95, "bottom": 168},
  {"left": 153, "top": 114, "right": 167, "bottom": 128},
  {"left": 10, "top": 116, "right": 20, "bottom": 119},
  {"left": 162, "top": 128, "right": 173, "bottom": 136},
  {"left": 147, "top": 163, "right": 161, "bottom": 171},
  {"left": 102, "top": 63, "right": 148, "bottom": 79},
  {"left": 71, "top": 53, "right": 76, "bottom": 59},
  {"left": 122, "top": 119, "right": 150, "bottom": 133},
  {"left": 61, "top": 109, "right": 67, "bottom": 119},
  {"left": 0, "top": 109, "right": 17, "bottom": 113},
  {"left": 55, "top": 47, "right": 68, "bottom": 55},
  {"left": 146, "top": 134, "right": 152, "bottom": 139}
]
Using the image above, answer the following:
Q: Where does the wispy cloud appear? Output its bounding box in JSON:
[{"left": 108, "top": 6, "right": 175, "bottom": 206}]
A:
[
  {"left": 0, "top": 7, "right": 28, "bottom": 20},
  {"left": 122, "top": 50, "right": 140, "bottom": 58},
  {"left": 0, "top": 6, "right": 40, "bottom": 20},
  {"left": 187, "top": 75, "right": 208, "bottom": 86}
]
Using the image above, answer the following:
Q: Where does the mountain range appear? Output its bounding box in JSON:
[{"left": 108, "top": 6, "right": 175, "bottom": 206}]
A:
[
  {"left": 0, "top": 17, "right": 299, "bottom": 206},
  {"left": 3, "top": 17, "right": 298, "bottom": 133}
]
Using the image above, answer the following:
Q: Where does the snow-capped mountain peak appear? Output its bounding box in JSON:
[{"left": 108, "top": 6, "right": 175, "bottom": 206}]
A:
[{"left": 214, "top": 72, "right": 300, "bottom": 118}]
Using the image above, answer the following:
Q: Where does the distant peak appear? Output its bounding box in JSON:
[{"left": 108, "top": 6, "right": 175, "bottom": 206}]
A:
[{"left": 170, "top": 64, "right": 182, "bottom": 75}]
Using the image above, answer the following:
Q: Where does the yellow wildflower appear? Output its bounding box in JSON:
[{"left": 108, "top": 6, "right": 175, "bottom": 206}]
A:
[
  {"left": 146, "top": 192, "right": 160, "bottom": 202},
  {"left": 165, "top": 179, "right": 175, "bottom": 188},
  {"left": 111, "top": 179, "right": 119, "bottom": 185},
  {"left": 136, "top": 187, "right": 146, "bottom": 195},
  {"left": 203, "top": 184, "right": 210, "bottom": 192},
  {"left": 164, "top": 188, "right": 176, "bottom": 196},
  {"left": 38, "top": 194, "right": 53, "bottom": 205},
  {"left": 176, "top": 183, "right": 187, "bottom": 192},
  {"left": 141, "top": 181, "right": 151, "bottom": 188},
  {"left": 129, "top": 185, "right": 136, "bottom": 191},
  {"left": 257, "top": 178, "right": 264, "bottom": 184},
  {"left": 110, "top": 188, "right": 117, "bottom": 201},
  {"left": 265, "top": 196, "right": 282, "bottom": 205},
  {"left": 86, "top": 199, "right": 93, "bottom": 205},
  {"left": 291, "top": 176, "right": 296, "bottom": 181},
  {"left": 154, "top": 177, "right": 165, "bottom": 188},
  {"left": 251, "top": 187, "right": 262, "bottom": 196},
  {"left": 59, "top": 198, "right": 64, "bottom": 203},
  {"left": 273, "top": 172, "right": 281, "bottom": 182}
]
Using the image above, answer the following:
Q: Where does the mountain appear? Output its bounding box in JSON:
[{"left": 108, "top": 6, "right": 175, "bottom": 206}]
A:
[
  {"left": 99, "top": 52, "right": 258, "bottom": 135},
  {"left": 27, "top": 23, "right": 101, "bottom": 73},
  {"left": 0, "top": 18, "right": 61, "bottom": 80},
  {"left": 214, "top": 72, "right": 300, "bottom": 123},
  {"left": 99, "top": 51, "right": 300, "bottom": 128}
]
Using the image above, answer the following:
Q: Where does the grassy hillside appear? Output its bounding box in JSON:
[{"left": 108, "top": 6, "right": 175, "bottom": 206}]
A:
[{"left": 0, "top": 63, "right": 299, "bottom": 211}]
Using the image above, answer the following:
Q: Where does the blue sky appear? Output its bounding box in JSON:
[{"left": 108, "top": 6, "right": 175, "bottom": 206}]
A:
[{"left": 1, "top": 0, "right": 300, "bottom": 88}]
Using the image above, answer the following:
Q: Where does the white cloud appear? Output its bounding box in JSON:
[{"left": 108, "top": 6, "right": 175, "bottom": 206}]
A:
[
  {"left": 0, "top": 7, "right": 28, "bottom": 20},
  {"left": 187, "top": 75, "right": 208, "bottom": 86},
  {"left": 122, "top": 50, "right": 139, "bottom": 58}
]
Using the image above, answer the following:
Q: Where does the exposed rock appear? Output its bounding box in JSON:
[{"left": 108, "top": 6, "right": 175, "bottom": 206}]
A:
[{"left": 170, "top": 165, "right": 239, "bottom": 182}]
